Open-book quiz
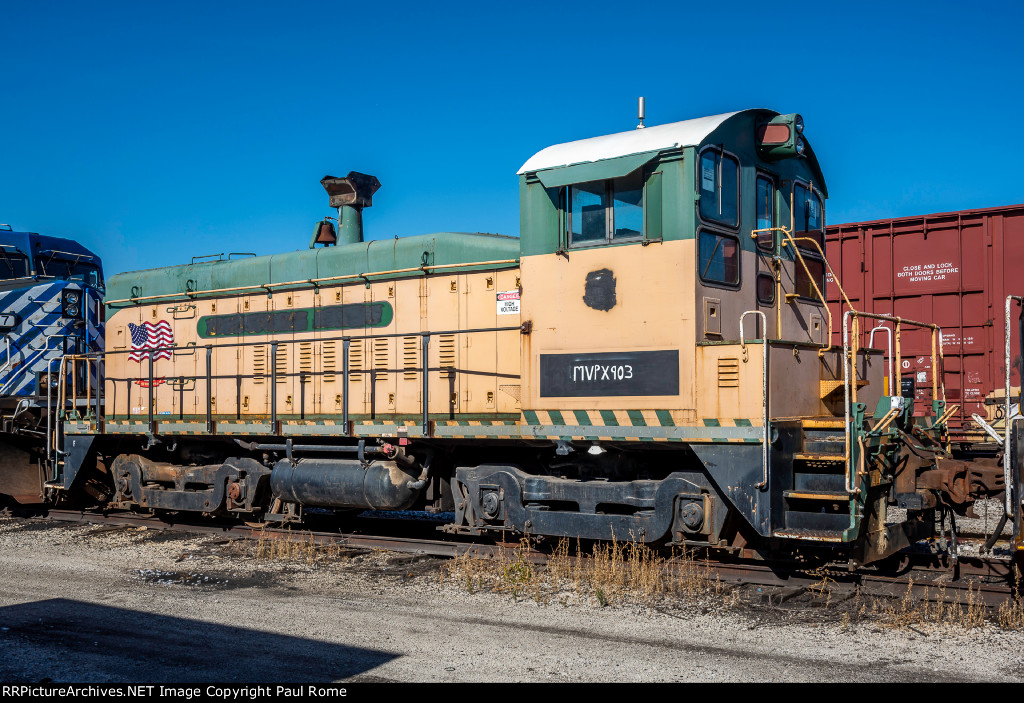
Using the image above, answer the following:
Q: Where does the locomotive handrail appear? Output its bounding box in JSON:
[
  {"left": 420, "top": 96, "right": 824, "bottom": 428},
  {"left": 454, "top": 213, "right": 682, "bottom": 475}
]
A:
[
  {"left": 868, "top": 325, "right": 894, "bottom": 395},
  {"left": 0, "top": 333, "right": 65, "bottom": 396},
  {"left": 91, "top": 324, "right": 524, "bottom": 356},
  {"left": 105, "top": 258, "right": 521, "bottom": 305},
  {"left": 752, "top": 225, "right": 854, "bottom": 357},
  {"left": 739, "top": 310, "right": 770, "bottom": 490},
  {"left": 1003, "top": 295, "right": 1024, "bottom": 530},
  {"left": 0, "top": 337, "right": 9, "bottom": 374},
  {"left": 842, "top": 310, "right": 947, "bottom": 495},
  {"left": 781, "top": 232, "right": 850, "bottom": 357},
  {"left": 52, "top": 352, "right": 104, "bottom": 471},
  {"left": 60, "top": 323, "right": 524, "bottom": 444}
]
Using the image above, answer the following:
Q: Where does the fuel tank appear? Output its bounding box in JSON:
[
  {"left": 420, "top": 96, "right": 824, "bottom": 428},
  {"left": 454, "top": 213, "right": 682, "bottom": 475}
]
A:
[{"left": 270, "top": 458, "right": 423, "bottom": 510}]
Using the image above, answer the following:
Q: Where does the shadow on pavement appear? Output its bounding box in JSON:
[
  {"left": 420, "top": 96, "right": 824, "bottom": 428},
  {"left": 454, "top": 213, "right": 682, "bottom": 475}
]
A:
[{"left": 0, "top": 598, "right": 398, "bottom": 682}]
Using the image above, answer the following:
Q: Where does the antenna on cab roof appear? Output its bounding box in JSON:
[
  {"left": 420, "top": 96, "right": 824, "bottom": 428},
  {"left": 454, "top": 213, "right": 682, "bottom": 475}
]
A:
[{"left": 637, "top": 97, "right": 645, "bottom": 130}]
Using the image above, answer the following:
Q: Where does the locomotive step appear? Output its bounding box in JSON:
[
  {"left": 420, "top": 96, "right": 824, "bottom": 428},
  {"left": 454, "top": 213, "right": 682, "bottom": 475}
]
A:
[
  {"left": 780, "top": 510, "right": 851, "bottom": 536},
  {"left": 772, "top": 527, "right": 846, "bottom": 543},
  {"left": 799, "top": 426, "right": 846, "bottom": 456},
  {"left": 798, "top": 418, "right": 846, "bottom": 429},
  {"left": 793, "top": 452, "right": 845, "bottom": 462},
  {"left": 793, "top": 472, "right": 847, "bottom": 492},
  {"left": 782, "top": 490, "right": 850, "bottom": 501}
]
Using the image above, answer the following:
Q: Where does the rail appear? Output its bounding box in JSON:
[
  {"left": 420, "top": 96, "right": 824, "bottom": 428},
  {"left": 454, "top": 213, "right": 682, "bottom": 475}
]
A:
[
  {"left": 842, "top": 310, "right": 948, "bottom": 495},
  {"left": 739, "top": 310, "right": 769, "bottom": 490},
  {"left": 54, "top": 323, "right": 523, "bottom": 470}
]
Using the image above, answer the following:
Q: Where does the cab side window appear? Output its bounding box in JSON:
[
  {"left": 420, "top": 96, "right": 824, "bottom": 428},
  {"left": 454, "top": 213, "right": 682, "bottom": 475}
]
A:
[
  {"left": 699, "top": 230, "right": 740, "bottom": 287},
  {"left": 698, "top": 148, "right": 739, "bottom": 228},
  {"left": 568, "top": 170, "right": 648, "bottom": 247},
  {"left": 570, "top": 181, "right": 606, "bottom": 244}
]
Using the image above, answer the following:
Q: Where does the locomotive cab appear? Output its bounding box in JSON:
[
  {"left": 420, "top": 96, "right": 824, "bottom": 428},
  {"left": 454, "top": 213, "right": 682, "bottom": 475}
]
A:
[
  {"left": 514, "top": 110, "right": 903, "bottom": 556},
  {"left": 516, "top": 109, "right": 881, "bottom": 423}
]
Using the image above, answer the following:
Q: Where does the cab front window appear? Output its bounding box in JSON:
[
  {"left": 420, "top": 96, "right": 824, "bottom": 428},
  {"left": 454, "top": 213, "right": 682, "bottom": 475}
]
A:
[
  {"left": 0, "top": 252, "right": 29, "bottom": 280},
  {"left": 38, "top": 255, "right": 102, "bottom": 287},
  {"left": 755, "top": 174, "right": 775, "bottom": 251},
  {"left": 794, "top": 182, "right": 824, "bottom": 251},
  {"left": 792, "top": 182, "right": 825, "bottom": 300}
]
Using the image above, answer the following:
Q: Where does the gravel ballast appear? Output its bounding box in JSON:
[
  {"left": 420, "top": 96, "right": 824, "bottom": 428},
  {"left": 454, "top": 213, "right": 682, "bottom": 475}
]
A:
[{"left": 1, "top": 516, "right": 1023, "bottom": 683}]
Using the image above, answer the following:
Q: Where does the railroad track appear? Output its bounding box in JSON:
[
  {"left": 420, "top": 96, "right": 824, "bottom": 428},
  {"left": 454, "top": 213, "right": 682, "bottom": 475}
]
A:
[{"left": 10, "top": 507, "right": 1021, "bottom": 608}]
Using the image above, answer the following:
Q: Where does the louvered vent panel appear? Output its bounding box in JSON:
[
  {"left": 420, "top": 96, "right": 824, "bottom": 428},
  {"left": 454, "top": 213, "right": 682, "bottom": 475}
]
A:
[
  {"left": 299, "top": 342, "right": 313, "bottom": 374},
  {"left": 253, "top": 345, "right": 267, "bottom": 385},
  {"left": 276, "top": 345, "right": 288, "bottom": 383},
  {"left": 322, "top": 341, "right": 336, "bottom": 383},
  {"left": 403, "top": 336, "right": 420, "bottom": 380},
  {"left": 439, "top": 334, "right": 456, "bottom": 378},
  {"left": 717, "top": 358, "right": 740, "bottom": 388},
  {"left": 373, "top": 338, "right": 389, "bottom": 383},
  {"left": 349, "top": 342, "right": 363, "bottom": 383}
]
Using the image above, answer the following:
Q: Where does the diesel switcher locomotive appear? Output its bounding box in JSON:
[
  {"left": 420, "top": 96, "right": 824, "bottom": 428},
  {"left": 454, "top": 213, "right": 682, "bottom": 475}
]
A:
[{"left": 9, "top": 108, "right": 1018, "bottom": 566}]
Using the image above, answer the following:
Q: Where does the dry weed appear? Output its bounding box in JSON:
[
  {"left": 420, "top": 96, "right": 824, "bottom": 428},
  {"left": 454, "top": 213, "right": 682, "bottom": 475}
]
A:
[
  {"left": 442, "top": 536, "right": 727, "bottom": 609},
  {"left": 252, "top": 529, "right": 351, "bottom": 565},
  {"left": 865, "top": 577, "right": 993, "bottom": 630}
]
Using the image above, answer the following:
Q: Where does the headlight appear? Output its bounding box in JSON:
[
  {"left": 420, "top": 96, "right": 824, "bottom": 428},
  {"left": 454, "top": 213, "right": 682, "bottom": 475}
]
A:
[
  {"left": 62, "top": 289, "right": 84, "bottom": 318},
  {"left": 795, "top": 137, "right": 806, "bottom": 155},
  {"left": 794, "top": 114, "right": 804, "bottom": 134}
]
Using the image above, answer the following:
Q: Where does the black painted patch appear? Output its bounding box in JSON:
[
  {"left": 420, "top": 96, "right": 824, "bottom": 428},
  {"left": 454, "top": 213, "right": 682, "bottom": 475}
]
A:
[
  {"left": 540, "top": 350, "right": 679, "bottom": 397},
  {"left": 583, "top": 269, "right": 616, "bottom": 311}
]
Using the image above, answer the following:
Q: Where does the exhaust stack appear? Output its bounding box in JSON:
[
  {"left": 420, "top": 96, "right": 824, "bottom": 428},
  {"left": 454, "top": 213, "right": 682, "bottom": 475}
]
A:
[{"left": 319, "top": 171, "right": 381, "bottom": 246}]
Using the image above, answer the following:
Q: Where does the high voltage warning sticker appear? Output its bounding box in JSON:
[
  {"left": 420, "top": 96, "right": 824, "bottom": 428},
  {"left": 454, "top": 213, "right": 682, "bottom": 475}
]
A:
[{"left": 497, "top": 290, "right": 520, "bottom": 315}]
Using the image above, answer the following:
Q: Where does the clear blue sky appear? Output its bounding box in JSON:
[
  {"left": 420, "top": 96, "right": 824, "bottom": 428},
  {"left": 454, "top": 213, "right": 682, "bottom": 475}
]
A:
[{"left": 2, "top": 1, "right": 1021, "bottom": 277}]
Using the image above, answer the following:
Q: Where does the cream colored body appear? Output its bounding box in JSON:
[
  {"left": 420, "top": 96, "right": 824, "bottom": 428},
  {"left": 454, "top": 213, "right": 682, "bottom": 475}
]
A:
[
  {"left": 103, "top": 240, "right": 878, "bottom": 434},
  {"left": 105, "top": 268, "right": 522, "bottom": 423}
]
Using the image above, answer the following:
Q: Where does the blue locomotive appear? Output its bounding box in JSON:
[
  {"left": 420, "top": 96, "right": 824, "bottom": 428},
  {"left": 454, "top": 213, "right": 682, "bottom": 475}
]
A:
[{"left": 0, "top": 224, "right": 103, "bottom": 501}]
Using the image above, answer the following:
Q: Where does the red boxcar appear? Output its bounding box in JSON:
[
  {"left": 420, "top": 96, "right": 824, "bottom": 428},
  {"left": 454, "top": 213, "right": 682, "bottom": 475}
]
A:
[{"left": 825, "top": 204, "right": 1024, "bottom": 449}]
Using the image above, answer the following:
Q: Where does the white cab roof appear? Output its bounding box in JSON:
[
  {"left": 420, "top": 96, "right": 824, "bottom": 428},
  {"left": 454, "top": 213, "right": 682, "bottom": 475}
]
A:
[{"left": 518, "top": 111, "right": 743, "bottom": 175}]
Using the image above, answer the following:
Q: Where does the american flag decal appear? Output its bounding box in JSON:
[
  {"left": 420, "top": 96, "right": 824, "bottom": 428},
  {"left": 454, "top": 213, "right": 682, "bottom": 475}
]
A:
[{"left": 128, "top": 321, "right": 174, "bottom": 362}]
